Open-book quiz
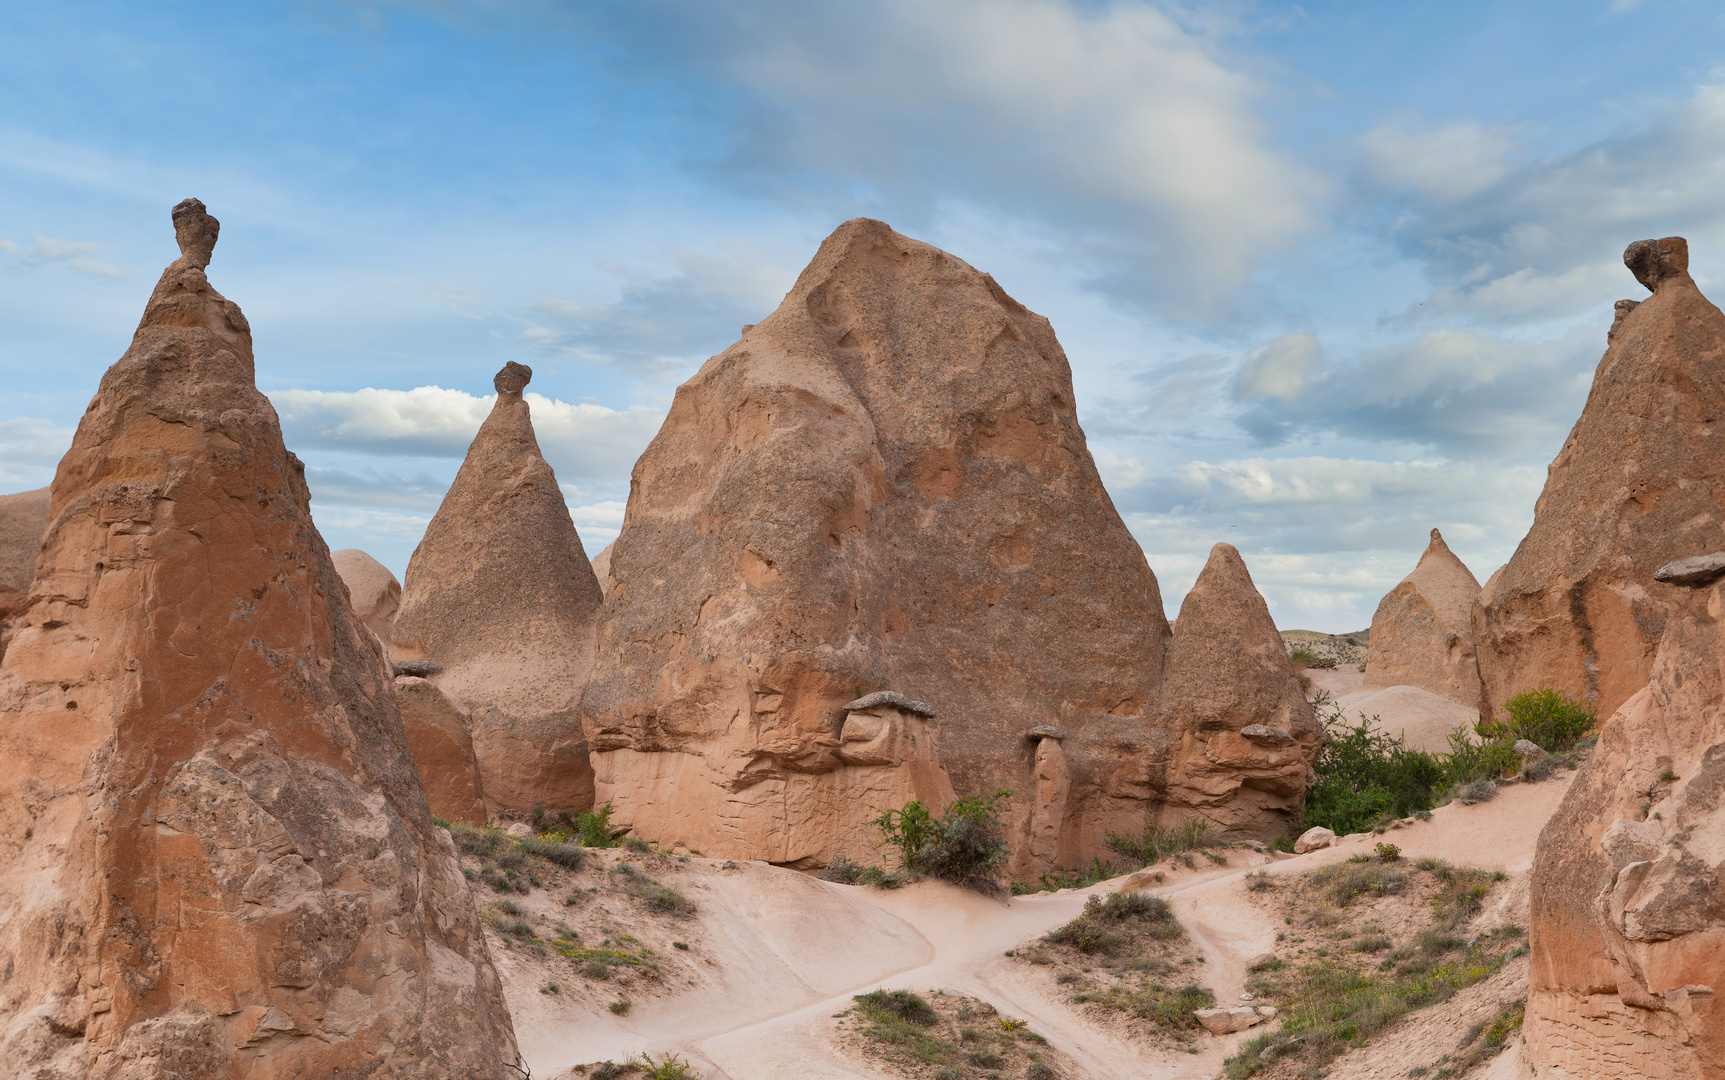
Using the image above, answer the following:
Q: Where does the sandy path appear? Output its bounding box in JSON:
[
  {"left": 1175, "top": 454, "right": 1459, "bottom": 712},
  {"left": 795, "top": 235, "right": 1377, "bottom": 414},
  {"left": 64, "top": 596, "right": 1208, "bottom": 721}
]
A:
[{"left": 532, "top": 771, "right": 1573, "bottom": 1078}]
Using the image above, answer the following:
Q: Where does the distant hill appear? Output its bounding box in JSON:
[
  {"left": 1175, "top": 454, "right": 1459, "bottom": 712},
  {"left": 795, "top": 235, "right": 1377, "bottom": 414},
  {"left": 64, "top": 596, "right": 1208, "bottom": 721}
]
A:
[{"left": 1280, "top": 628, "right": 1369, "bottom": 668}]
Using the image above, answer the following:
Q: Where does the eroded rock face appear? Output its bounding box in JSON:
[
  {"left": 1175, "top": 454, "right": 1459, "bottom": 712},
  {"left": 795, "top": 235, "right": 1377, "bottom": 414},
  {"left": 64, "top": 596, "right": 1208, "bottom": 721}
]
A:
[
  {"left": 0, "top": 486, "right": 49, "bottom": 637},
  {"left": 590, "top": 542, "right": 613, "bottom": 598},
  {"left": 0, "top": 201, "right": 518, "bottom": 1077},
  {"left": 582, "top": 218, "right": 1174, "bottom": 870},
  {"left": 1475, "top": 238, "right": 1725, "bottom": 721},
  {"left": 395, "top": 676, "right": 489, "bottom": 826},
  {"left": 331, "top": 548, "right": 401, "bottom": 659},
  {"left": 394, "top": 362, "right": 605, "bottom": 815},
  {"left": 1362, "top": 528, "right": 1483, "bottom": 709},
  {"left": 1526, "top": 568, "right": 1725, "bottom": 1079},
  {"left": 1160, "top": 544, "right": 1320, "bottom": 841}
]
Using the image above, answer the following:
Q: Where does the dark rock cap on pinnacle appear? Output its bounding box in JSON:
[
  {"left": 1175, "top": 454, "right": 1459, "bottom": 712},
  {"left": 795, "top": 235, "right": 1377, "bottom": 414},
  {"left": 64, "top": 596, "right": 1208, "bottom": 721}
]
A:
[
  {"left": 494, "top": 361, "right": 532, "bottom": 396},
  {"left": 171, "top": 197, "right": 219, "bottom": 269},
  {"left": 1625, "top": 236, "right": 1689, "bottom": 293}
]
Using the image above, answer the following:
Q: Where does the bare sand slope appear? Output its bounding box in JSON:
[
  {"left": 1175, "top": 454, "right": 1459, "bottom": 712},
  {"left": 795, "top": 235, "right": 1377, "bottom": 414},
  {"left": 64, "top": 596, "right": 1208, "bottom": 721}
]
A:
[{"left": 529, "top": 773, "right": 1572, "bottom": 1078}]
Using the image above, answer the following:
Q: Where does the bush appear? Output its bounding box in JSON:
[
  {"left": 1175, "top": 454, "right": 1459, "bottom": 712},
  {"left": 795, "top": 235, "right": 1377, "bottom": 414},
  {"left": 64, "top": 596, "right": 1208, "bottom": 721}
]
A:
[
  {"left": 1302, "top": 708, "right": 1444, "bottom": 835},
  {"left": 518, "top": 836, "right": 585, "bottom": 869},
  {"left": 818, "top": 853, "right": 863, "bottom": 884},
  {"left": 635, "top": 1052, "right": 698, "bottom": 1080},
  {"left": 1375, "top": 843, "right": 1401, "bottom": 863},
  {"left": 876, "top": 790, "right": 1013, "bottom": 895},
  {"left": 569, "top": 802, "right": 621, "bottom": 848},
  {"left": 853, "top": 988, "right": 938, "bottom": 1026},
  {"left": 1457, "top": 779, "right": 1498, "bottom": 805},
  {"left": 1309, "top": 863, "right": 1405, "bottom": 906},
  {"left": 623, "top": 836, "right": 653, "bottom": 853},
  {"left": 645, "top": 886, "right": 693, "bottom": 915},
  {"left": 1245, "top": 870, "right": 1276, "bottom": 892},
  {"left": 1487, "top": 687, "right": 1595, "bottom": 752},
  {"left": 1105, "top": 817, "right": 1218, "bottom": 867},
  {"left": 609, "top": 998, "right": 631, "bottom": 1015}
]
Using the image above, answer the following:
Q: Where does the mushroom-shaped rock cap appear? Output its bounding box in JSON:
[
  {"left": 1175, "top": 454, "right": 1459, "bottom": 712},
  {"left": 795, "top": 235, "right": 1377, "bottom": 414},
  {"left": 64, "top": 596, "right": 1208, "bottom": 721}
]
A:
[
  {"left": 1625, "top": 236, "right": 1690, "bottom": 293},
  {"left": 1024, "top": 724, "right": 1067, "bottom": 742},
  {"left": 1654, "top": 551, "right": 1725, "bottom": 587},
  {"left": 494, "top": 361, "right": 532, "bottom": 396},
  {"left": 171, "top": 197, "right": 219, "bottom": 269},
  {"left": 843, "top": 690, "right": 936, "bottom": 718}
]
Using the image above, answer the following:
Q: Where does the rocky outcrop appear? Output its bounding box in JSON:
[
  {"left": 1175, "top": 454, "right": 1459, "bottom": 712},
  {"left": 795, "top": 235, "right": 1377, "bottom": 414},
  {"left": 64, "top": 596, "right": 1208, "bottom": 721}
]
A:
[
  {"left": 1475, "top": 237, "right": 1725, "bottom": 720},
  {"left": 0, "top": 201, "right": 518, "bottom": 1077},
  {"left": 394, "top": 362, "right": 606, "bottom": 816},
  {"left": 331, "top": 548, "right": 400, "bottom": 658},
  {"left": 396, "top": 676, "right": 489, "bottom": 826},
  {"left": 581, "top": 218, "right": 1177, "bottom": 872},
  {"left": 1526, "top": 554, "right": 1725, "bottom": 1079},
  {"left": 0, "top": 486, "right": 49, "bottom": 636},
  {"left": 1160, "top": 544, "right": 1321, "bottom": 841},
  {"left": 1362, "top": 528, "right": 1483, "bottom": 708},
  {"left": 590, "top": 541, "right": 613, "bottom": 597}
]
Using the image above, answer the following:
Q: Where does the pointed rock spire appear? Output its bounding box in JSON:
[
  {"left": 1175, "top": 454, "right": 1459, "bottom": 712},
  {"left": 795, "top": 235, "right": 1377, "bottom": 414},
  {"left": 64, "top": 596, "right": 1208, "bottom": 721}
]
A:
[
  {"left": 0, "top": 202, "right": 517, "bottom": 1076},
  {"left": 582, "top": 217, "right": 1172, "bottom": 872},
  {"left": 394, "top": 361, "right": 604, "bottom": 815},
  {"left": 1476, "top": 237, "right": 1725, "bottom": 719},
  {"left": 1159, "top": 543, "right": 1319, "bottom": 839},
  {"left": 1360, "top": 528, "right": 1483, "bottom": 708}
]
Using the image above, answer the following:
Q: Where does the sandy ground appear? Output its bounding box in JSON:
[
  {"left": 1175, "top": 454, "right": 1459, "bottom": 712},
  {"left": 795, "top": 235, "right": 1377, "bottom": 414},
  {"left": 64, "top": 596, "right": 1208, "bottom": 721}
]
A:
[{"left": 520, "top": 771, "right": 1572, "bottom": 1078}]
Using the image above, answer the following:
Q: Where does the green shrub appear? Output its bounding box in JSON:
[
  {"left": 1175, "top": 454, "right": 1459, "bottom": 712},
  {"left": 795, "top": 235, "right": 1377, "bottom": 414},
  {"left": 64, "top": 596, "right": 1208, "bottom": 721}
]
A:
[
  {"left": 1441, "top": 728, "right": 1522, "bottom": 786},
  {"left": 1375, "top": 843, "right": 1401, "bottom": 863},
  {"left": 1302, "top": 709, "right": 1444, "bottom": 835},
  {"left": 609, "top": 998, "right": 631, "bottom": 1015},
  {"left": 635, "top": 1051, "right": 697, "bottom": 1080},
  {"left": 1309, "top": 863, "right": 1405, "bottom": 906},
  {"left": 854, "top": 988, "right": 938, "bottom": 1025},
  {"left": 518, "top": 836, "right": 585, "bottom": 869},
  {"left": 623, "top": 836, "right": 653, "bottom": 854},
  {"left": 448, "top": 821, "right": 506, "bottom": 859},
  {"left": 1488, "top": 687, "right": 1595, "bottom": 752},
  {"left": 1027, "top": 1062, "right": 1055, "bottom": 1079},
  {"left": 818, "top": 853, "right": 863, "bottom": 884},
  {"left": 568, "top": 802, "right": 621, "bottom": 848},
  {"left": 1105, "top": 817, "right": 1218, "bottom": 867},
  {"left": 1457, "top": 779, "right": 1498, "bottom": 805},
  {"left": 645, "top": 886, "right": 693, "bottom": 915},
  {"left": 1037, "top": 857, "right": 1125, "bottom": 892},
  {"left": 876, "top": 790, "right": 1013, "bottom": 895}
]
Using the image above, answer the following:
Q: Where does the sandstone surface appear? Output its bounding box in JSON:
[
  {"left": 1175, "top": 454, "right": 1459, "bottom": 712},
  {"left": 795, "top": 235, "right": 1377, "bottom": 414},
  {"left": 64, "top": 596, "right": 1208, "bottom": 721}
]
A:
[
  {"left": 0, "top": 486, "right": 49, "bottom": 636},
  {"left": 1333, "top": 684, "right": 1478, "bottom": 756},
  {"left": 1527, "top": 557, "right": 1725, "bottom": 1079},
  {"left": 395, "top": 675, "right": 489, "bottom": 826},
  {"left": 1475, "top": 237, "right": 1725, "bottom": 720},
  {"left": 394, "top": 362, "right": 606, "bottom": 816},
  {"left": 0, "top": 200, "right": 518, "bottom": 1078},
  {"left": 581, "top": 218, "right": 1180, "bottom": 874},
  {"left": 1361, "top": 528, "right": 1482, "bottom": 708},
  {"left": 1160, "top": 544, "right": 1321, "bottom": 841},
  {"left": 331, "top": 547, "right": 400, "bottom": 658},
  {"left": 589, "top": 542, "right": 613, "bottom": 597}
]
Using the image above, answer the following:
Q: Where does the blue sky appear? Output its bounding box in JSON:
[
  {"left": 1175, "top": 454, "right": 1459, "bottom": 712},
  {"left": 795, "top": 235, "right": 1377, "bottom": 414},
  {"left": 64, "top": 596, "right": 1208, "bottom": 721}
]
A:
[{"left": 5, "top": 0, "right": 1725, "bottom": 631}]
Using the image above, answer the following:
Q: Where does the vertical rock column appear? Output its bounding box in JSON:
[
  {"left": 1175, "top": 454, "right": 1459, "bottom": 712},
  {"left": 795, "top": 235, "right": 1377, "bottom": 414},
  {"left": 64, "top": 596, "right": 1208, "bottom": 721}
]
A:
[{"left": 1026, "top": 727, "right": 1070, "bottom": 870}]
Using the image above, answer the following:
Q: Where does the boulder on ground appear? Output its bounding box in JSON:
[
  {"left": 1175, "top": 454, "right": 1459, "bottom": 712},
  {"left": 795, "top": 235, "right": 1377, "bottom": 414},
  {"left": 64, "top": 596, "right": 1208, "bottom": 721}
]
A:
[
  {"left": 331, "top": 547, "right": 400, "bottom": 658},
  {"left": 0, "top": 200, "right": 517, "bottom": 1078},
  {"left": 581, "top": 218, "right": 1176, "bottom": 873},
  {"left": 396, "top": 675, "right": 488, "bottom": 826},
  {"left": 394, "top": 361, "right": 606, "bottom": 815},
  {"left": 0, "top": 486, "right": 49, "bottom": 638},
  {"left": 1475, "top": 237, "right": 1725, "bottom": 721},
  {"left": 1160, "top": 543, "right": 1321, "bottom": 841},
  {"left": 1362, "top": 528, "right": 1483, "bottom": 709},
  {"left": 1195, "top": 1005, "right": 1266, "bottom": 1034},
  {"left": 1294, "top": 826, "right": 1337, "bottom": 853}
]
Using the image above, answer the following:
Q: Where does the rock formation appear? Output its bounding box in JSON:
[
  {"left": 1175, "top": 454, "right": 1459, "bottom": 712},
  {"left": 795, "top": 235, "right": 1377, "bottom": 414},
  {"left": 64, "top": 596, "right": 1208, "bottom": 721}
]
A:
[
  {"left": 590, "top": 541, "right": 613, "bottom": 597},
  {"left": 1361, "top": 528, "right": 1483, "bottom": 708},
  {"left": 1475, "top": 237, "right": 1725, "bottom": 720},
  {"left": 0, "top": 486, "right": 49, "bottom": 641},
  {"left": 395, "top": 676, "right": 489, "bottom": 826},
  {"left": 581, "top": 218, "right": 1179, "bottom": 872},
  {"left": 393, "top": 362, "right": 606, "bottom": 816},
  {"left": 1331, "top": 684, "right": 1478, "bottom": 755},
  {"left": 331, "top": 548, "right": 400, "bottom": 658},
  {"left": 1159, "top": 544, "right": 1321, "bottom": 841},
  {"left": 1526, "top": 553, "right": 1725, "bottom": 1078},
  {"left": 0, "top": 200, "right": 518, "bottom": 1077}
]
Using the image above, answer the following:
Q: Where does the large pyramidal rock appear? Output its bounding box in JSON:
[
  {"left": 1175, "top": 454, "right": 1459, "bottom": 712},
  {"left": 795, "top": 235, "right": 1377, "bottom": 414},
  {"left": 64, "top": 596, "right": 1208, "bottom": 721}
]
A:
[
  {"left": 1526, "top": 560, "right": 1725, "bottom": 1078},
  {"left": 1360, "top": 529, "right": 1482, "bottom": 708},
  {"left": 1475, "top": 237, "right": 1725, "bottom": 720},
  {"left": 0, "top": 486, "right": 50, "bottom": 639},
  {"left": 331, "top": 547, "right": 400, "bottom": 659},
  {"left": 1160, "top": 544, "right": 1320, "bottom": 840},
  {"left": 393, "top": 362, "right": 605, "bottom": 816},
  {"left": 581, "top": 218, "right": 1175, "bottom": 870},
  {"left": 0, "top": 202, "right": 518, "bottom": 1076}
]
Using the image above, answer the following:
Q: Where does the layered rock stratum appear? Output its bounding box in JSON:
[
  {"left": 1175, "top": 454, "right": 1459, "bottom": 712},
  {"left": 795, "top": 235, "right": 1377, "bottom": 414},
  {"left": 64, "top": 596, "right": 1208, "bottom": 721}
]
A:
[
  {"left": 582, "top": 218, "right": 1199, "bottom": 872},
  {"left": 1361, "top": 528, "right": 1483, "bottom": 709},
  {"left": 1527, "top": 559, "right": 1725, "bottom": 1078},
  {"left": 1475, "top": 237, "right": 1725, "bottom": 720},
  {"left": 0, "top": 201, "right": 519, "bottom": 1078},
  {"left": 1160, "top": 544, "right": 1320, "bottom": 841},
  {"left": 394, "top": 362, "right": 606, "bottom": 816}
]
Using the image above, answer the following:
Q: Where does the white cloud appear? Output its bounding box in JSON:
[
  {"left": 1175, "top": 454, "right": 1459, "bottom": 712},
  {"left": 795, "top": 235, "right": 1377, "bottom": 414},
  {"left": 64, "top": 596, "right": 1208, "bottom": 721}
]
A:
[
  {"left": 567, "top": 499, "right": 627, "bottom": 545},
  {"left": 1234, "top": 333, "right": 1320, "bottom": 403},
  {"left": 269, "top": 386, "right": 665, "bottom": 479},
  {"left": 1359, "top": 120, "right": 1521, "bottom": 204},
  {"left": 0, "top": 235, "right": 128, "bottom": 279},
  {"left": 0, "top": 417, "right": 76, "bottom": 487}
]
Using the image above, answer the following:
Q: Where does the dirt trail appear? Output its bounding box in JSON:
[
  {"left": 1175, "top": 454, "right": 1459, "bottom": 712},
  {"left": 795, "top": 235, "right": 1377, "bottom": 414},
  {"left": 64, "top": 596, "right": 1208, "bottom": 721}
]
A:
[{"left": 526, "top": 773, "right": 1572, "bottom": 1078}]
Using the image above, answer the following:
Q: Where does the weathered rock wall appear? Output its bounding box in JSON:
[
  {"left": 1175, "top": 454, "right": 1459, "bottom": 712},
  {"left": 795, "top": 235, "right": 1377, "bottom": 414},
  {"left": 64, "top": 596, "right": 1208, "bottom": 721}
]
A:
[
  {"left": 0, "top": 486, "right": 49, "bottom": 645},
  {"left": 582, "top": 218, "right": 1175, "bottom": 872},
  {"left": 1475, "top": 238, "right": 1725, "bottom": 721},
  {"left": 394, "top": 363, "right": 606, "bottom": 816},
  {"left": 0, "top": 201, "right": 519, "bottom": 1078},
  {"left": 1526, "top": 562, "right": 1725, "bottom": 1079}
]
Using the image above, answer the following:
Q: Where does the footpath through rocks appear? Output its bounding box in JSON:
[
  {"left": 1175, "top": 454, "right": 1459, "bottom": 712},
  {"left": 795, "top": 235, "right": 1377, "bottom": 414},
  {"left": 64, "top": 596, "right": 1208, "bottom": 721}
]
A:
[{"left": 522, "top": 773, "right": 1569, "bottom": 1079}]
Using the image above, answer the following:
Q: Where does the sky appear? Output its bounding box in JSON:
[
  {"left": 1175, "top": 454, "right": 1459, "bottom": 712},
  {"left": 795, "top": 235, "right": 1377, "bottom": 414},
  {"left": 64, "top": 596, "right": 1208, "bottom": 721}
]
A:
[{"left": 5, "top": 0, "right": 1725, "bottom": 631}]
